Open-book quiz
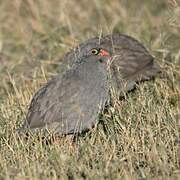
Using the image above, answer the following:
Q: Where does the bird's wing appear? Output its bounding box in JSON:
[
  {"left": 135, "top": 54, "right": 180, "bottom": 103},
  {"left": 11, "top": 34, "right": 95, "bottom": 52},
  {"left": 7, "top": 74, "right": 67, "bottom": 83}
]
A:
[
  {"left": 103, "top": 34, "right": 160, "bottom": 92},
  {"left": 106, "top": 33, "right": 160, "bottom": 79},
  {"left": 111, "top": 47, "right": 159, "bottom": 80},
  {"left": 21, "top": 70, "right": 106, "bottom": 134},
  {"left": 21, "top": 71, "right": 80, "bottom": 128}
]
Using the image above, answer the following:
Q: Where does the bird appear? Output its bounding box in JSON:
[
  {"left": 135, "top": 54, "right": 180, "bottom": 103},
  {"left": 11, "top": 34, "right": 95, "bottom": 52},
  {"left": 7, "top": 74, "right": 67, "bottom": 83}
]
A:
[
  {"left": 61, "top": 33, "right": 160, "bottom": 96},
  {"left": 18, "top": 48, "right": 111, "bottom": 135}
]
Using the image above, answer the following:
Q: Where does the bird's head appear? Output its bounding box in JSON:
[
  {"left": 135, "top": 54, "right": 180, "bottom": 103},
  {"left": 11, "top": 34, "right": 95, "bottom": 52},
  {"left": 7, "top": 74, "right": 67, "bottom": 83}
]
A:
[{"left": 76, "top": 47, "right": 111, "bottom": 67}]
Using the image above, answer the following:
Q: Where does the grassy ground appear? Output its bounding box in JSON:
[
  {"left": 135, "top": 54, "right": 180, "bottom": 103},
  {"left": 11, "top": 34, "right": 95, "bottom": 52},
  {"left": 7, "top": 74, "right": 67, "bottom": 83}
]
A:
[{"left": 0, "top": 0, "right": 179, "bottom": 179}]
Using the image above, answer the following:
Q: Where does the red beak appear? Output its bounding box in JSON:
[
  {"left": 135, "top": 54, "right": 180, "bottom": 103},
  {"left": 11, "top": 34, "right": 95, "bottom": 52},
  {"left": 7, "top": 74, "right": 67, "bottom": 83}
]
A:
[{"left": 99, "top": 49, "right": 110, "bottom": 56}]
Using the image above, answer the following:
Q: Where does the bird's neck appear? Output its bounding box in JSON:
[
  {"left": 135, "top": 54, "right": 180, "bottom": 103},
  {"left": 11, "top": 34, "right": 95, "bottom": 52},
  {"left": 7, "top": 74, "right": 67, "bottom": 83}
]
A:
[{"left": 75, "top": 61, "right": 108, "bottom": 84}]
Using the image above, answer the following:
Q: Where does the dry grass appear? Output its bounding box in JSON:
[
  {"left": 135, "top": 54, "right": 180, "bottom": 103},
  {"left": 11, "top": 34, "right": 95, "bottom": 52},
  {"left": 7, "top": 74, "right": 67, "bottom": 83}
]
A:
[{"left": 0, "top": 0, "right": 179, "bottom": 179}]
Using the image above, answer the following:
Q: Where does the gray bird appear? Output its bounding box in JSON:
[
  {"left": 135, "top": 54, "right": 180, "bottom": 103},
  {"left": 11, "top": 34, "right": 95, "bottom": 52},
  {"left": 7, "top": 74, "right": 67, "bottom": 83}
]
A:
[
  {"left": 19, "top": 49, "right": 111, "bottom": 135},
  {"left": 62, "top": 33, "right": 160, "bottom": 95}
]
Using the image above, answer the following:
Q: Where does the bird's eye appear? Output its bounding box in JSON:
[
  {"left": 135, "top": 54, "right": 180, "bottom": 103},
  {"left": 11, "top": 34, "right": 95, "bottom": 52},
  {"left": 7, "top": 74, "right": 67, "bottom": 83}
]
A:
[{"left": 91, "top": 48, "right": 99, "bottom": 55}]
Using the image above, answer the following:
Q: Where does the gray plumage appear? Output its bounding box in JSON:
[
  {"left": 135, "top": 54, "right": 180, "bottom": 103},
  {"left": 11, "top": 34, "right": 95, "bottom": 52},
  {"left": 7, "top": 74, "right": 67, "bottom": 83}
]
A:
[
  {"left": 19, "top": 33, "right": 160, "bottom": 135},
  {"left": 61, "top": 33, "right": 160, "bottom": 94},
  {"left": 20, "top": 55, "right": 110, "bottom": 135}
]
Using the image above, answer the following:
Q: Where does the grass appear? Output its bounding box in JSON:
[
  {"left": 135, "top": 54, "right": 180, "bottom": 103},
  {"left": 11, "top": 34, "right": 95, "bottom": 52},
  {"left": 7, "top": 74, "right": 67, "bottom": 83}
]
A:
[{"left": 0, "top": 0, "right": 179, "bottom": 179}]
